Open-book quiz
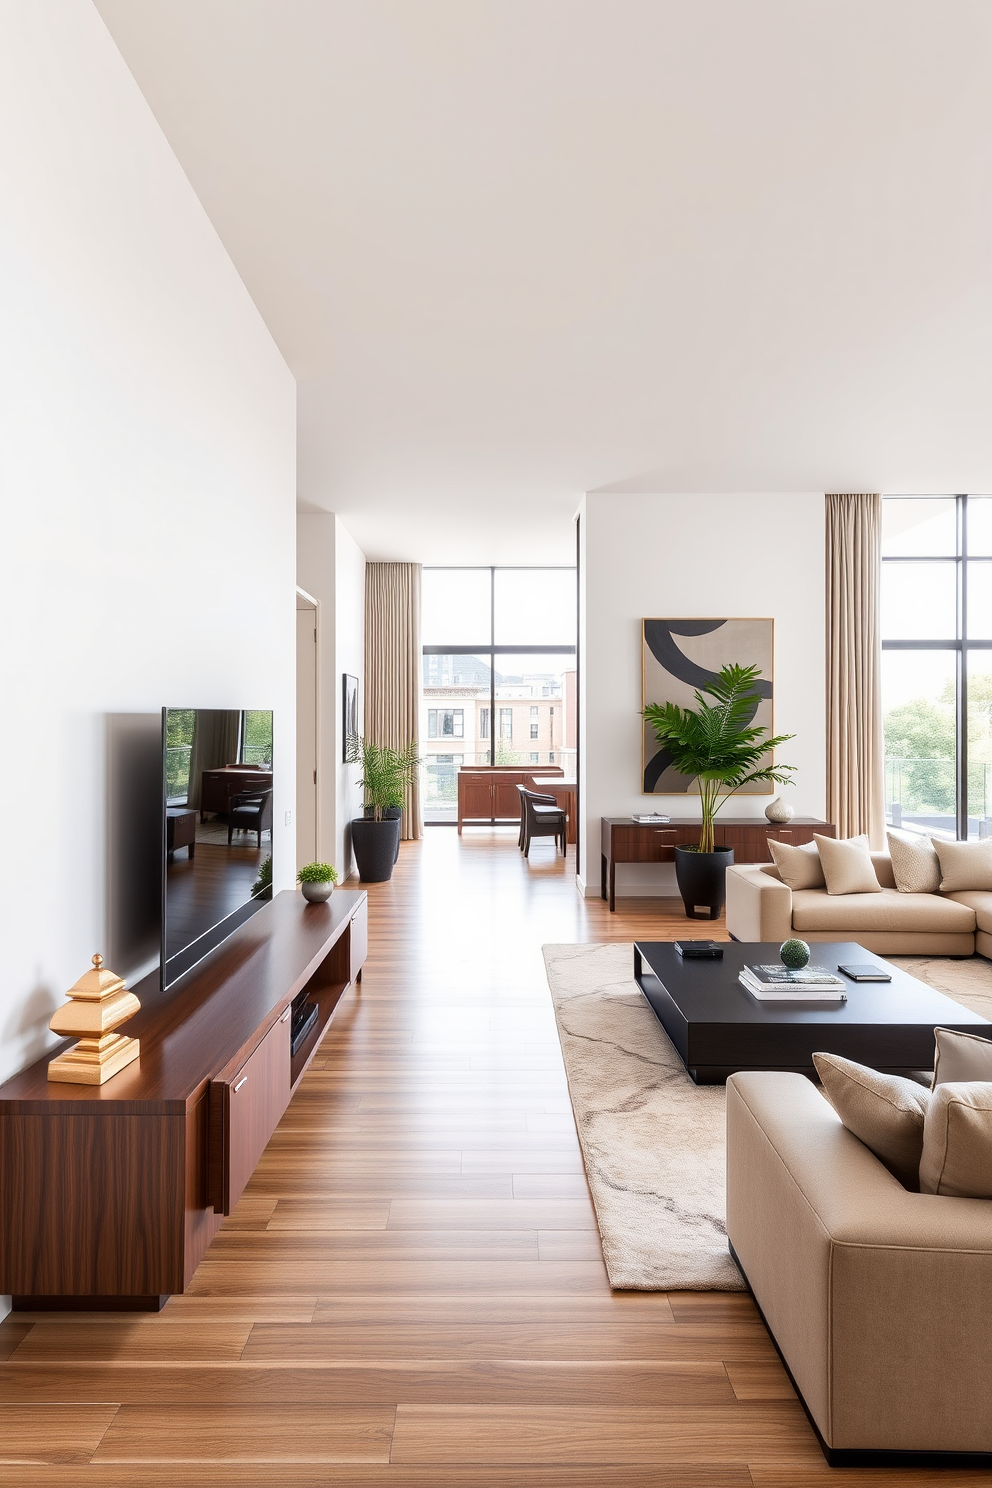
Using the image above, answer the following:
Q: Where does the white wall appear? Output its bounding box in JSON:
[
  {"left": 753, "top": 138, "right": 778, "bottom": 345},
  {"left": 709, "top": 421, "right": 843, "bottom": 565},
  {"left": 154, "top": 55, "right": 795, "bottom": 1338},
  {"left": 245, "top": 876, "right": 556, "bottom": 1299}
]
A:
[
  {"left": 580, "top": 493, "right": 826, "bottom": 896},
  {"left": 0, "top": 2, "right": 297, "bottom": 1092},
  {"left": 297, "top": 513, "right": 366, "bottom": 879}
]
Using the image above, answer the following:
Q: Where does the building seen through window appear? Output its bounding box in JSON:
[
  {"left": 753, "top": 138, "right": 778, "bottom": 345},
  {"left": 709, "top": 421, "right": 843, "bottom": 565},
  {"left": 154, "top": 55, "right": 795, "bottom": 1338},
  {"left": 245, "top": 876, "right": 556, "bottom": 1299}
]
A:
[{"left": 421, "top": 567, "right": 577, "bottom": 822}]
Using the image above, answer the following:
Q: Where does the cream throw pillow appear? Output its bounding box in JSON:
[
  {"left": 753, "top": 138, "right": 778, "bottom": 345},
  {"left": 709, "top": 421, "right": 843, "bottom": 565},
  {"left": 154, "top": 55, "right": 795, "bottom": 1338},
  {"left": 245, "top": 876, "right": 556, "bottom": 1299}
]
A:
[
  {"left": 932, "top": 1027, "right": 992, "bottom": 1087},
  {"left": 814, "top": 833, "right": 882, "bottom": 895},
  {"left": 886, "top": 829, "right": 940, "bottom": 894},
  {"left": 813, "top": 1051, "right": 929, "bottom": 1190},
  {"left": 933, "top": 838, "right": 992, "bottom": 892},
  {"left": 919, "top": 1081, "right": 992, "bottom": 1197},
  {"left": 767, "top": 837, "right": 825, "bottom": 890}
]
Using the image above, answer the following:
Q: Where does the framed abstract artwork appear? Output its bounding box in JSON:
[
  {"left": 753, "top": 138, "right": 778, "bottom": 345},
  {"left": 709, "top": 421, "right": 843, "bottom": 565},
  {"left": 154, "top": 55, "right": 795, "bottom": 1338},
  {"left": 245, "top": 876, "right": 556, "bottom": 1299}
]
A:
[
  {"left": 641, "top": 618, "right": 775, "bottom": 794},
  {"left": 342, "top": 674, "right": 359, "bottom": 762}
]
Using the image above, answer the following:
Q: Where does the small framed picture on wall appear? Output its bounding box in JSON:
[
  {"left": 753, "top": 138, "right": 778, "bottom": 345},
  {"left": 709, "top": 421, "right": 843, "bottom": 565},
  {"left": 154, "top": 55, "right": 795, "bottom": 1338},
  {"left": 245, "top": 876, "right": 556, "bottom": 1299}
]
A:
[{"left": 343, "top": 674, "right": 359, "bottom": 761}]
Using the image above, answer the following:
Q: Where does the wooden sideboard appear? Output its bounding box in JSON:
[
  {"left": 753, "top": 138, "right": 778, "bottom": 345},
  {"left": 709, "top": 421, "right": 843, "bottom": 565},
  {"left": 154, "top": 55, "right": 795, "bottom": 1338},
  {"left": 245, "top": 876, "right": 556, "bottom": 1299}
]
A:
[
  {"left": 0, "top": 888, "right": 366, "bottom": 1309},
  {"left": 199, "top": 766, "right": 273, "bottom": 818},
  {"left": 457, "top": 767, "right": 564, "bottom": 833},
  {"left": 601, "top": 817, "right": 836, "bottom": 911}
]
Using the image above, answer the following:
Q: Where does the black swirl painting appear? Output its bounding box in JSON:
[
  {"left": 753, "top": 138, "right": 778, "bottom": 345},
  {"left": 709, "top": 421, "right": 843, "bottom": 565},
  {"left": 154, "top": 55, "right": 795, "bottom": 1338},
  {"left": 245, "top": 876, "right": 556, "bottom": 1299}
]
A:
[{"left": 641, "top": 618, "right": 774, "bottom": 795}]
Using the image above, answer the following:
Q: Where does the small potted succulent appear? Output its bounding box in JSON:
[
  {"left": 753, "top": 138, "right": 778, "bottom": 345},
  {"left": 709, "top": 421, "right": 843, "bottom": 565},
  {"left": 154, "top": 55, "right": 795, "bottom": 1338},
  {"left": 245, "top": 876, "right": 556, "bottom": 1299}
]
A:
[{"left": 297, "top": 862, "right": 339, "bottom": 903}]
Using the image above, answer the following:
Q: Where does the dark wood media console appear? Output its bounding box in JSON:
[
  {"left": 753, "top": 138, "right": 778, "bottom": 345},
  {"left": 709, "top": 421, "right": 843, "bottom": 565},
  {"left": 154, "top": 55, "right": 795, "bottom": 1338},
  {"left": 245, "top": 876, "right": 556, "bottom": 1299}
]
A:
[{"left": 0, "top": 888, "right": 367, "bottom": 1310}]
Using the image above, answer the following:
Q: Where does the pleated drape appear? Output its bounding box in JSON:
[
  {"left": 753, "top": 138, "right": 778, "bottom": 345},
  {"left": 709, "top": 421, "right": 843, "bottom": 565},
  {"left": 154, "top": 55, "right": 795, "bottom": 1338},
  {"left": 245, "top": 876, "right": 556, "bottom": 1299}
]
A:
[
  {"left": 825, "top": 494, "right": 885, "bottom": 845},
  {"left": 365, "top": 562, "right": 423, "bottom": 839}
]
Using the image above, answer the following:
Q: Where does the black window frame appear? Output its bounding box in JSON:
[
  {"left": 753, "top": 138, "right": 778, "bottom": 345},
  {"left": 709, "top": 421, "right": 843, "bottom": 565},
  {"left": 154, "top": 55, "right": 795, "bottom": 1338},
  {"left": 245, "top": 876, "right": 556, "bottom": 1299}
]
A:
[{"left": 882, "top": 494, "right": 992, "bottom": 839}]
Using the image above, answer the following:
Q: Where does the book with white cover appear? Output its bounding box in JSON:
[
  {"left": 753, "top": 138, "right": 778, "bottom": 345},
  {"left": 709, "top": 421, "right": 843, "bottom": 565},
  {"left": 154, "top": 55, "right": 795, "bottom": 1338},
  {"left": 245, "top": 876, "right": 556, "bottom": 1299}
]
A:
[
  {"left": 739, "top": 969, "right": 847, "bottom": 1003},
  {"left": 746, "top": 963, "right": 847, "bottom": 989}
]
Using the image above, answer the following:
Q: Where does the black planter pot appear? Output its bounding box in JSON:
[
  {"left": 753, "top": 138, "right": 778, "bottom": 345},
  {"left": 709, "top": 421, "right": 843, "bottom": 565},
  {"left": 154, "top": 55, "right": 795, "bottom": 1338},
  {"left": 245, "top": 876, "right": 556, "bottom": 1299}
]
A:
[
  {"left": 364, "top": 805, "right": 403, "bottom": 863},
  {"left": 351, "top": 815, "right": 403, "bottom": 882},
  {"left": 674, "top": 844, "right": 735, "bottom": 920}
]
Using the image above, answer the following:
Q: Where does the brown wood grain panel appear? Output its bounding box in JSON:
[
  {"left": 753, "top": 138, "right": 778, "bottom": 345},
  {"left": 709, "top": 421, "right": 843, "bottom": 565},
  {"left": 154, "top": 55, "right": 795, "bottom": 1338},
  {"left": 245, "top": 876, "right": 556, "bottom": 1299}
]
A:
[
  {"left": 0, "top": 1466, "right": 754, "bottom": 1486},
  {"left": 92, "top": 1404, "right": 394, "bottom": 1462},
  {"left": 0, "top": 1111, "right": 186, "bottom": 1297},
  {"left": 0, "top": 1403, "right": 119, "bottom": 1465},
  {"left": 0, "top": 1359, "right": 738, "bottom": 1409},
  {"left": 209, "top": 1014, "right": 291, "bottom": 1216},
  {"left": 390, "top": 1402, "right": 820, "bottom": 1464}
]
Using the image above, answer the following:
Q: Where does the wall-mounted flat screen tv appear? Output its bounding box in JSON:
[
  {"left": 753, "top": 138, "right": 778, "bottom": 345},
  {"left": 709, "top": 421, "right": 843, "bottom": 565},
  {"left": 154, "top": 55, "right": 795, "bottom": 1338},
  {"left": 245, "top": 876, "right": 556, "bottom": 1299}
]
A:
[{"left": 162, "top": 708, "right": 273, "bottom": 988}]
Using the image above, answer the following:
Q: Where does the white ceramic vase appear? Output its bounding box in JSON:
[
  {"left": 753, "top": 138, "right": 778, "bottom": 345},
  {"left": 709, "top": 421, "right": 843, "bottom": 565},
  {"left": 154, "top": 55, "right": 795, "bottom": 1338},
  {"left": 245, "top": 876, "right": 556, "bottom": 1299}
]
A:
[{"left": 764, "top": 797, "right": 795, "bottom": 823}]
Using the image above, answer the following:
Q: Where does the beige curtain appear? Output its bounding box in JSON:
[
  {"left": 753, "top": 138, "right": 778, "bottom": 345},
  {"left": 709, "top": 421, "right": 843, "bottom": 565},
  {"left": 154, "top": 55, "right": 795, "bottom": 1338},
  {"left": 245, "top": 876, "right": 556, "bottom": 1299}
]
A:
[
  {"left": 365, "top": 562, "right": 423, "bottom": 840},
  {"left": 185, "top": 710, "right": 243, "bottom": 810},
  {"left": 825, "top": 494, "right": 885, "bottom": 846}
]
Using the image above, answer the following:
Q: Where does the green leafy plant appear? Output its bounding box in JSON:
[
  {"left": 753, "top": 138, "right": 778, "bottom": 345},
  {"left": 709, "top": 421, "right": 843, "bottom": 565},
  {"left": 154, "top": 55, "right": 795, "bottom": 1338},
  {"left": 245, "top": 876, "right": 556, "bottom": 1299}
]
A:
[
  {"left": 346, "top": 735, "right": 420, "bottom": 821},
  {"left": 296, "top": 861, "right": 339, "bottom": 886},
  {"left": 643, "top": 663, "right": 796, "bottom": 854},
  {"left": 251, "top": 854, "right": 272, "bottom": 898}
]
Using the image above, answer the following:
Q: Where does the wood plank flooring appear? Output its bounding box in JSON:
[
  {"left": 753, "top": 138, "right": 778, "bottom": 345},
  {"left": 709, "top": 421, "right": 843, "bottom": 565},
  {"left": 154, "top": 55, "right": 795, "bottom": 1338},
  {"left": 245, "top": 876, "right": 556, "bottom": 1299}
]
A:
[{"left": 0, "top": 827, "right": 985, "bottom": 1484}]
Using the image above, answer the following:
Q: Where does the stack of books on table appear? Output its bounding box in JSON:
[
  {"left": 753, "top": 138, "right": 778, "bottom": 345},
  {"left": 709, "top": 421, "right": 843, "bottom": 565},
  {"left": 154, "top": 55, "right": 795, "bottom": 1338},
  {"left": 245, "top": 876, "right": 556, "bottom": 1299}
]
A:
[{"left": 740, "top": 963, "right": 848, "bottom": 1003}]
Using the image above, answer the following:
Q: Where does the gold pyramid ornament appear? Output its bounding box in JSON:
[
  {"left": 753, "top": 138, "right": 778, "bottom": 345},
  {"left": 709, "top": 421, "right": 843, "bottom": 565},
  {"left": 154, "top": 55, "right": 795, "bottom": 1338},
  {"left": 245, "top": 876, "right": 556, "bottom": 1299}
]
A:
[{"left": 47, "top": 953, "right": 141, "bottom": 1085}]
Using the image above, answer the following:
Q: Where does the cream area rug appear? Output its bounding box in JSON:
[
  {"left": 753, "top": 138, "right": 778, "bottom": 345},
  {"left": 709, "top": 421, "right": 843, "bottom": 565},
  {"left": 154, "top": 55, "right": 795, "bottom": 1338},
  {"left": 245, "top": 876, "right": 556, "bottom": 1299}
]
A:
[{"left": 542, "top": 942, "right": 992, "bottom": 1293}]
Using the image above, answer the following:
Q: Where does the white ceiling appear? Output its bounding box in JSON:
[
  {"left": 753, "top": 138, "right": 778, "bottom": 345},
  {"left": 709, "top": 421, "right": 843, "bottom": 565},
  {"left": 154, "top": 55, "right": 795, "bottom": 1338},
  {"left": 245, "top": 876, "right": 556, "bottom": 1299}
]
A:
[{"left": 94, "top": 0, "right": 992, "bottom": 562}]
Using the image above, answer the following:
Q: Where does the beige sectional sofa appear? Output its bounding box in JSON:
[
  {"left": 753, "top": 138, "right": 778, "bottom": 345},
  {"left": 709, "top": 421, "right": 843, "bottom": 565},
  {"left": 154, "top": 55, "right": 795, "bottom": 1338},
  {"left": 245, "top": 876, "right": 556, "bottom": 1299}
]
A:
[
  {"left": 727, "top": 1069, "right": 992, "bottom": 1462},
  {"left": 726, "top": 851, "right": 992, "bottom": 958}
]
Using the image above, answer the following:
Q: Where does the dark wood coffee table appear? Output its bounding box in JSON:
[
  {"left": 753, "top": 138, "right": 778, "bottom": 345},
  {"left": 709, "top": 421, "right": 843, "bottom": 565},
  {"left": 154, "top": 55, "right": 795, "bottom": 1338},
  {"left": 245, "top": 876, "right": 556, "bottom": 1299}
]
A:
[{"left": 634, "top": 940, "right": 992, "bottom": 1084}]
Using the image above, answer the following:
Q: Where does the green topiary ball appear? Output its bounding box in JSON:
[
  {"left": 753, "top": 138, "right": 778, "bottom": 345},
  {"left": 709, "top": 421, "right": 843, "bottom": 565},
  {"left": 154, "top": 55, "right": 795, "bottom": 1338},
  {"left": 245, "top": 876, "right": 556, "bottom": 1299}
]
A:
[{"left": 780, "top": 938, "right": 811, "bottom": 970}]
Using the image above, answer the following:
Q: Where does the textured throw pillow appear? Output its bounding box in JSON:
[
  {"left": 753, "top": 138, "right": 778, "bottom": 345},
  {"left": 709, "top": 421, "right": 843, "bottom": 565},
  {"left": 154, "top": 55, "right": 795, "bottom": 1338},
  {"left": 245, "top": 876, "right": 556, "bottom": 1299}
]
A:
[
  {"left": 932, "top": 1026, "right": 992, "bottom": 1087},
  {"left": 814, "top": 833, "right": 882, "bottom": 896},
  {"left": 933, "top": 838, "right": 992, "bottom": 893},
  {"left": 767, "top": 837, "right": 825, "bottom": 890},
  {"left": 813, "top": 1051, "right": 929, "bottom": 1190},
  {"left": 887, "top": 829, "right": 941, "bottom": 894},
  {"left": 919, "top": 1081, "right": 992, "bottom": 1197}
]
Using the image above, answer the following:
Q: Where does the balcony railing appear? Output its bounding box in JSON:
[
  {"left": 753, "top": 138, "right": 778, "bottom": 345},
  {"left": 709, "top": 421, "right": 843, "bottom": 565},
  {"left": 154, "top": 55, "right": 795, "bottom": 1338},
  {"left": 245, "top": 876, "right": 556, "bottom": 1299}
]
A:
[{"left": 885, "top": 756, "right": 992, "bottom": 839}]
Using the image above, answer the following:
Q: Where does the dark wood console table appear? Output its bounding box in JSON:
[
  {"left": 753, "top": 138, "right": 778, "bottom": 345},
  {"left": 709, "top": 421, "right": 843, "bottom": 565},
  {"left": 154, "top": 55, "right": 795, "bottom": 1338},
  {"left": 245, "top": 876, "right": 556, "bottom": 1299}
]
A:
[
  {"left": 0, "top": 888, "right": 367, "bottom": 1310},
  {"left": 600, "top": 817, "right": 835, "bottom": 911}
]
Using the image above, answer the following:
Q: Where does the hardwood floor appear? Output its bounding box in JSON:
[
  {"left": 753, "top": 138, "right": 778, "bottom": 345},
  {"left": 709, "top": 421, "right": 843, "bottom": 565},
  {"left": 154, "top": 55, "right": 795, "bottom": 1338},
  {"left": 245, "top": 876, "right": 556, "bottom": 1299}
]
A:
[{"left": 0, "top": 828, "right": 984, "bottom": 1484}]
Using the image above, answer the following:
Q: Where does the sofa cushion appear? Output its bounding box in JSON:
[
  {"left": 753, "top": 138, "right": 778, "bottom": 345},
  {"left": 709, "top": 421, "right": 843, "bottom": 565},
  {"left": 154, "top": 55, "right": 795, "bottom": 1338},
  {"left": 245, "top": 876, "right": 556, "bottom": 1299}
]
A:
[
  {"left": 920, "top": 1081, "right": 992, "bottom": 1197},
  {"left": 767, "top": 837, "right": 825, "bottom": 890},
  {"left": 815, "top": 833, "right": 881, "bottom": 895},
  {"left": 887, "top": 829, "right": 941, "bottom": 894},
  {"left": 944, "top": 891, "right": 992, "bottom": 936},
  {"left": 813, "top": 1051, "right": 929, "bottom": 1190},
  {"left": 934, "top": 838, "right": 992, "bottom": 892},
  {"left": 791, "top": 886, "right": 977, "bottom": 934},
  {"left": 932, "top": 1026, "right": 992, "bottom": 1086}
]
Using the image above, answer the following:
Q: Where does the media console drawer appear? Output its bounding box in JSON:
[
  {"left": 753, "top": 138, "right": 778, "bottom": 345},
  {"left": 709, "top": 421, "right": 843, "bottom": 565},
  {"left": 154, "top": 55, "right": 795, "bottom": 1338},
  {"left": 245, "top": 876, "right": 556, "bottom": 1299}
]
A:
[{"left": 208, "top": 1010, "right": 291, "bottom": 1216}]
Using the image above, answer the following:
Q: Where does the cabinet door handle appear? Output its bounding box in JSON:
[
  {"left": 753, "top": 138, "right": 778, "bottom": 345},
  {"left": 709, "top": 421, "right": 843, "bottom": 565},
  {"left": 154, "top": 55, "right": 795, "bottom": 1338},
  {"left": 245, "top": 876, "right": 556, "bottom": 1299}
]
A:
[
  {"left": 280, "top": 1008, "right": 291, "bottom": 1023},
  {"left": 233, "top": 1075, "right": 248, "bottom": 1093}
]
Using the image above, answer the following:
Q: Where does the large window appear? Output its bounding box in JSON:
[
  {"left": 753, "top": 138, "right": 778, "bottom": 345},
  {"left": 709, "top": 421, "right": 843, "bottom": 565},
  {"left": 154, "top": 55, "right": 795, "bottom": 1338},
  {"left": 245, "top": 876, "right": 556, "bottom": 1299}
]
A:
[
  {"left": 421, "top": 567, "right": 577, "bottom": 822},
  {"left": 882, "top": 496, "right": 992, "bottom": 839}
]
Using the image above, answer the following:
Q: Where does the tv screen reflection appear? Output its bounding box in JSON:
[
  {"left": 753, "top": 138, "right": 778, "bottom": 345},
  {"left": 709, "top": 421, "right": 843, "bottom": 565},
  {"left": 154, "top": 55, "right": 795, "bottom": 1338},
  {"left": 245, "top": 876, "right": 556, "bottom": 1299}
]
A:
[{"left": 162, "top": 708, "right": 273, "bottom": 987}]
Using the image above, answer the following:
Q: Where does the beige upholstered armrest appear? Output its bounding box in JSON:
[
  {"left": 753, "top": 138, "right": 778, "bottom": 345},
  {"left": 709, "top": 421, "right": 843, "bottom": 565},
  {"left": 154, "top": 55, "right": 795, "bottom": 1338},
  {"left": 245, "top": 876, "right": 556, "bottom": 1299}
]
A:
[
  {"left": 727, "top": 1072, "right": 992, "bottom": 1455},
  {"left": 724, "top": 863, "right": 793, "bottom": 942}
]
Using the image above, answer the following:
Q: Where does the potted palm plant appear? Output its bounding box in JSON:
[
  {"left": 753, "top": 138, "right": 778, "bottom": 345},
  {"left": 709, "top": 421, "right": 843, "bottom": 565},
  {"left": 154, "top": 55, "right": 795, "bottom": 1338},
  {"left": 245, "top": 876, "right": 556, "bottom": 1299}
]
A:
[
  {"left": 346, "top": 735, "right": 420, "bottom": 882},
  {"left": 643, "top": 663, "right": 795, "bottom": 919}
]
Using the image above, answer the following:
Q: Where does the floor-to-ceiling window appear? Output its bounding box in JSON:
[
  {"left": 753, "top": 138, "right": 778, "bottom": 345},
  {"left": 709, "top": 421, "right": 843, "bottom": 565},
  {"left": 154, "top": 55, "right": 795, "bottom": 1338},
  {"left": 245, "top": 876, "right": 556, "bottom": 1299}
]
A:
[
  {"left": 421, "top": 567, "right": 577, "bottom": 823},
  {"left": 882, "top": 495, "right": 992, "bottom": 839}
]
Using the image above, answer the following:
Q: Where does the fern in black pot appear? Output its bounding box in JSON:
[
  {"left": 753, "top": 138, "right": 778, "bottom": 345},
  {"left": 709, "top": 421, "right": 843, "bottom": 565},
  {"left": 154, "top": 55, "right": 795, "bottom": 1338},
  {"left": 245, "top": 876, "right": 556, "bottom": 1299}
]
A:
[
  {"left": 346, "top": 736, "right": 420, "bottom": 882},
  {"left": 643, "top": 663, "right": 795, "bottom": 919}
]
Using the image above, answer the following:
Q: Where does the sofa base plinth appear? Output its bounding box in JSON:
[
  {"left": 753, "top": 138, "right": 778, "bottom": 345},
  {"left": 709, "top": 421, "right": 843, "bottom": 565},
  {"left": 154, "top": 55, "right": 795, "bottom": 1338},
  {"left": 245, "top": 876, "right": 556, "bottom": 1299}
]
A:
[{"left": 730, "top": 1241, "right": 992, "bottom": 1468}]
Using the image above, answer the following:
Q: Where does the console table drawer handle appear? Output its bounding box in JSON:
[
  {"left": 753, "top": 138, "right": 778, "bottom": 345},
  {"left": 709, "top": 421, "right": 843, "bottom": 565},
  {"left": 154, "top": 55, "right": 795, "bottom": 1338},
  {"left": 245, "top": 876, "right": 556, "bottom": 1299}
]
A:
[{"left": 233, "top": 1076, "right": 248, "bottom": 1093}]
